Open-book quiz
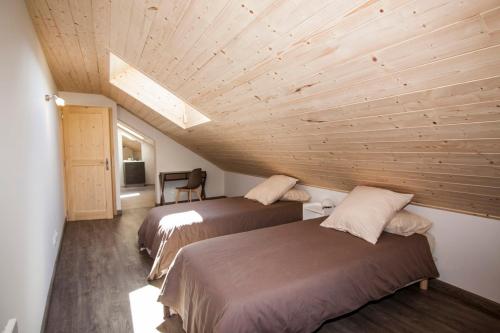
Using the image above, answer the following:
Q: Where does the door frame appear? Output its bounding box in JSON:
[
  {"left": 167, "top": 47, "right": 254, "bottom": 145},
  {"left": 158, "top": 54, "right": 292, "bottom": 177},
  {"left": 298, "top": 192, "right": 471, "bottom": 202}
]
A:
[{"left": 60, "top": 105, "right": 117, "bottom": 220}]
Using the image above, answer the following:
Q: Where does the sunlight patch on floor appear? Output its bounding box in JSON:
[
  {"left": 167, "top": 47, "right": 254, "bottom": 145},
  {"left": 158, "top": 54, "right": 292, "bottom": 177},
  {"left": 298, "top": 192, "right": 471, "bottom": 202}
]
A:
[
  {"left": 121, "top": 192, "right": 141, "bottom": 199},
  {"left": 129, "top": 284, "right": 164, "bottom": 333},
  {"left": 121, "top": 185, "right": 156, "bottom": 209}
]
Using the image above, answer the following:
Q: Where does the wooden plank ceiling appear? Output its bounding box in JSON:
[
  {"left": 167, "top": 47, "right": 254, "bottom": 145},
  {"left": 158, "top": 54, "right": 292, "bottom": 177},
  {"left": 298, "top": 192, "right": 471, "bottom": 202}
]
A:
[{"left": 27, "top": 0, "right": 500, "bottom": 218}]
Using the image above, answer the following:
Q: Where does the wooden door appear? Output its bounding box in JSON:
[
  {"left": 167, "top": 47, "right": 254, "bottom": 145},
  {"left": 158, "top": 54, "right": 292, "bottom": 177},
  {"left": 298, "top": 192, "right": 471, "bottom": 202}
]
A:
[{"left": 62, "top": 106, "right": 114, "bottom": 220}]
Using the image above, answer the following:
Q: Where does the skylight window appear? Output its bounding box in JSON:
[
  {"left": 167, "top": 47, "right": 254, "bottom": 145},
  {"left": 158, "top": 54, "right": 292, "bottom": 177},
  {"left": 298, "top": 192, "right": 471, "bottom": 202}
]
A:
[{"left": 109, "top": 53, "right": 210, "bottom": 129}]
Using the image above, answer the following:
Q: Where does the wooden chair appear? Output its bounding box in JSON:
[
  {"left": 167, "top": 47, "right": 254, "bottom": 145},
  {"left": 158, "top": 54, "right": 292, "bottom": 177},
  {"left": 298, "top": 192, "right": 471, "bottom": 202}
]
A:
[{"left": 175, "top": 168, "right": 204, "bottom": 203}]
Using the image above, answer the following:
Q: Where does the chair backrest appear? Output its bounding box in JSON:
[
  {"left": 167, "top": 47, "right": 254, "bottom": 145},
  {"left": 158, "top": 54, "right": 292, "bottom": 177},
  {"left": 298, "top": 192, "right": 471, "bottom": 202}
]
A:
[{"left": 186, "top": 168, "right": 203, "bottom": 189}]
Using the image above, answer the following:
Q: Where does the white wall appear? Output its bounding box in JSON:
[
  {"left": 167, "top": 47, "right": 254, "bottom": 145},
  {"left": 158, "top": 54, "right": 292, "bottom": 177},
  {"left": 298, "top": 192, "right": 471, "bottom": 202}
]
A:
[
  {"left": 225, "top": 171, "right": 500, "bottom": 303},
  {"left": 117, "top": 130, "right": 124, "bottom": 186},
  {"left": 0, "top": 1, "right": 65, "bottom": 332},
  {"left": 141, "top": 141, "right": 155, "bottom": 185},
  {"left": 57, "top": 91, "right": 121, "bottom": 210},
  {"left": 118, "top": 107, "right": 225, "bottom": 203}
]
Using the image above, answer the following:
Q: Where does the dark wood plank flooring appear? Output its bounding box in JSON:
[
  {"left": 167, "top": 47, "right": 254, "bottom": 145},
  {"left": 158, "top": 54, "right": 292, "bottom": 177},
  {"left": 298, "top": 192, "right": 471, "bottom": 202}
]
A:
[{"left": 45, "top": 208, "right": 500, "bottom": 333}]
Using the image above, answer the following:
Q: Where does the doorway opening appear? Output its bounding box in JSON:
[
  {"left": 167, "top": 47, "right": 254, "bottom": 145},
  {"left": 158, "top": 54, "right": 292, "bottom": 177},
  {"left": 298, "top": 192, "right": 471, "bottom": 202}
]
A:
[{"left": 117, "top": 122, "right": 156, "bottom": 210}]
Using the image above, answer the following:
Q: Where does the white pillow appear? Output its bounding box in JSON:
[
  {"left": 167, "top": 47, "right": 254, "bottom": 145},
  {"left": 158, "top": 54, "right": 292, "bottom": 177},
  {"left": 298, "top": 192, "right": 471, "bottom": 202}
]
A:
[
  {"left": 244, "top": 175, "right": 298, "bottom": 205},
  {"left": 280, "top": 188, "right": 311, "bottom": 202},
  {"left": 320, "top": 186, "right": 413, "bottom": 244},
  {"left": 385, "top": 209, "right": 432, "bottom": 236}
]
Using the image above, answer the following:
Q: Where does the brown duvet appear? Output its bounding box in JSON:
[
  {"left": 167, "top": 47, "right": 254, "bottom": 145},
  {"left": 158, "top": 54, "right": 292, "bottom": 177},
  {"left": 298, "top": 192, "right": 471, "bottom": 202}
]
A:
[
  {"left": 159, "top": 217, "right": 439, "bottom": 333},
  {"left": 138, "top": 197, "right": 302, "bottom": 280}
]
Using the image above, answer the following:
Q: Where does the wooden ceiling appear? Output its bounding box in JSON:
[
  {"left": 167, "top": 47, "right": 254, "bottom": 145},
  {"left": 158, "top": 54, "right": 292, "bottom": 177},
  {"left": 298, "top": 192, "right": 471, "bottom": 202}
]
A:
[{"left": 27, "top": 0, "right": 500, "bottom": 218}]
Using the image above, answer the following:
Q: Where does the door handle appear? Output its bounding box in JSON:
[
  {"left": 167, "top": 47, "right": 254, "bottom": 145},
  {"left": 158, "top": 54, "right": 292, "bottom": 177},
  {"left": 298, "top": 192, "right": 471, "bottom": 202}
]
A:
[{"left": 105, "top": 158, "right": 109, "bottom": 171}]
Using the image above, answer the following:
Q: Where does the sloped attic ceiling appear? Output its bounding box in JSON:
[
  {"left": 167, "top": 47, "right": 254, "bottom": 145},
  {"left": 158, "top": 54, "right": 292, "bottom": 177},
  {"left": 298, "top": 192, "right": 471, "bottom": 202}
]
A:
[{"left": 27, "top": 0, "right": 500, "bottom": 218}]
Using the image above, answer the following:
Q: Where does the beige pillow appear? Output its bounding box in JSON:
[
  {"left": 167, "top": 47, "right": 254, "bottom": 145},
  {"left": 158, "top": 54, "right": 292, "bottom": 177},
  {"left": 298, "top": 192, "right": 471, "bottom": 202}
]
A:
[
  {"left": 320, "top": 186, "right": 413, "bottom": 244},
  {"left": 385, "top": 209, "right": 432, "bottom": 236},
  {"left": 244, "top": 175, "right": 298, "bottom": 205},
  {"left": 280, "top": 188, "right": 311, "bottom": 202}
]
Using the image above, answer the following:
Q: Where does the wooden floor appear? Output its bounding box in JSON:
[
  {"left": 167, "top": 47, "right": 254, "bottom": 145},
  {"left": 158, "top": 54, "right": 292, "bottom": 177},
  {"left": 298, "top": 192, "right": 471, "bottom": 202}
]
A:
[
  {"left": 120, "top": 185, "right": 156, "bottom": 210},
  {"left": 45, "top": 208, "right": 500, "bottom": 333}
]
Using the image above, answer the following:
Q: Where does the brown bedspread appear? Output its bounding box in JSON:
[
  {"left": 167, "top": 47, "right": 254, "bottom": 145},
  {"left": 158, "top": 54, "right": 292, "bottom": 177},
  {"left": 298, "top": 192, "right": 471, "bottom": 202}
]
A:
[
  {"left": 138, "top": 197, "right": 302, "bottom": 280},
  {"left": 159, "top": 217, "right": 439, "bottom": 333}
]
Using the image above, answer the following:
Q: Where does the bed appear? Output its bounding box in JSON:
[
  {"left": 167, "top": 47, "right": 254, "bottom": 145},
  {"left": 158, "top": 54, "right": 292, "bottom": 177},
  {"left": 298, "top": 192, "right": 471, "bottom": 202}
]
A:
[
  {"left": 158, "top": 217, "right": 439, "bottom": 333},
  {"left": 138, "top": 197, "right": 303, "bottom": 280}
]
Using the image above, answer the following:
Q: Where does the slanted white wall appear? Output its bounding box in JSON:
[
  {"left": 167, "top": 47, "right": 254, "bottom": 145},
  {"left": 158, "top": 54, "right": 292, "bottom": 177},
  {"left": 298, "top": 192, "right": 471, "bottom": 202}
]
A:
[
  {"left": 224, "top": 171, "right": 500, "bottom": 304},
  {"left": 0, "top": 1, "right": 65, "bottom": 332},
  {"left": 118, "top": 107, "right": 225, "bottom": 203},
  {"left": 57, "top": 91, "right": 122, "bottom": 211}
]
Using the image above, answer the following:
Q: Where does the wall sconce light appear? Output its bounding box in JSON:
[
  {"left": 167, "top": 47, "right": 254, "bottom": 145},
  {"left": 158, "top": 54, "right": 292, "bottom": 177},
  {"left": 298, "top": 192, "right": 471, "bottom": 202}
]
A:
[{"left": 45, "top": 94, "right": 66, "bottom": 106}]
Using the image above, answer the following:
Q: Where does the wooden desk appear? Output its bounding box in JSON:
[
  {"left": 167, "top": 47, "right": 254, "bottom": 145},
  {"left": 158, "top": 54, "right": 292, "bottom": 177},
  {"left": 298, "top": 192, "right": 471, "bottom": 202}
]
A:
[{"left": 159, "top": 170, "right": 207, "bottom": 205}]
